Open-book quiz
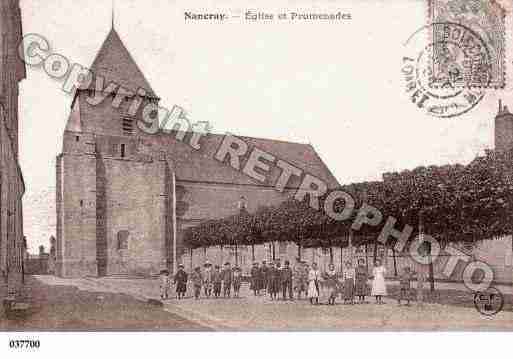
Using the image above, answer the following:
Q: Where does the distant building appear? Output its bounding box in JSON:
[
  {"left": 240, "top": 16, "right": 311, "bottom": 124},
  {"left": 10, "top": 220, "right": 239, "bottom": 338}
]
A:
[
  {"left": 495, "top": 100, "right": 513, "bottom": 152},
  {"left": 0, "top": 0, "right": 26, "bottom": 300},
  {"left": 25, "top": 245, "right": 50, "bottom": 275},
  {"left": 55, "top": 26, "right": 339, "bottom": 277}
]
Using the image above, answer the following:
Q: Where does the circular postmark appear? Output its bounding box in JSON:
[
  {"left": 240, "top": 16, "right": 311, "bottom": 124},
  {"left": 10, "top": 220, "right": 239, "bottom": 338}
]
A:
[
  {"left": 402, "top": 22, "right": 492, "bottom": 118},
  {"left": 473, "top": 286, "right": 504, "bottom": 316}
]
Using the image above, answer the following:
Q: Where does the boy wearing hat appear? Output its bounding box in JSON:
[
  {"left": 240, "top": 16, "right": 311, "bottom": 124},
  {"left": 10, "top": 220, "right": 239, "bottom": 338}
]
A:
[
  {"left": 267, "top": 262, "right": 279, "bottom": 300},
  {"left": 174, "top": 264, "right": 188, "bottom": 299},
  {"left": 233, "top": 265, "right": 242, "bottom": 298},
  {"left": 221, "top": 262, "right": 233, "bottom": 298},
  {"left": 281, "top": 260, "right": 294, "bottom": 300},
  {"left": 212, "top": 265, "right": 222, "bottom": 298},
  {"left": 250, "top": 262, "right": 261, "bottom": 296}
]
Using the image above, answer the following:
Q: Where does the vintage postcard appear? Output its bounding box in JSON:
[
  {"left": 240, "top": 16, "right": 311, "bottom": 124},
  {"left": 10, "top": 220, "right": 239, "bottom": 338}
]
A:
[{"left": 1, "top": 0, "right": 513, "bottom": 349}]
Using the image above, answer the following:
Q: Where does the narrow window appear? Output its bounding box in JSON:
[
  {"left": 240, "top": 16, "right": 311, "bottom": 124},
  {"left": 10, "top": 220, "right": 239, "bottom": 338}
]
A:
[
  {"left": 75, "top": 135, "right": 79, "bottom": 142},
  {"left": 121, "top": 144, "right": 125, "bottom": 158},
  {"left": 117, "top": 230, "right": 129, "bottom": 250},
  {"left": 79, "top": 200, "right": 83, "bottom": 207}
]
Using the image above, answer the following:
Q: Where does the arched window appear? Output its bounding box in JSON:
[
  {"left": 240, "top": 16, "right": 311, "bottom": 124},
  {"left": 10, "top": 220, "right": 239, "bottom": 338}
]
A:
[{"left": 117, "top": 230, "right": 129, "bottom": 250}]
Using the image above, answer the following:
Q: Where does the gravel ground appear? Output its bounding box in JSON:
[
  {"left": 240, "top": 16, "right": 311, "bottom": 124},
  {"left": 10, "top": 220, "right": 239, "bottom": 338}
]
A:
[
  {"left": 26, "top": 276, "right": 513, "bottom": 331},
  {"left": 0, "top": 276, "right": 209, "bottom": 331}
]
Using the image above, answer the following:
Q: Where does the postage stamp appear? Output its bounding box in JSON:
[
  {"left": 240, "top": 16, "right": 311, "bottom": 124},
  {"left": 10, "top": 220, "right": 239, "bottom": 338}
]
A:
[
  {"left": 402, "top": 22, "right": 489, "bottom": 118},
  {"left": 428, "top": 0, "right": 506, "bottom": 89}
]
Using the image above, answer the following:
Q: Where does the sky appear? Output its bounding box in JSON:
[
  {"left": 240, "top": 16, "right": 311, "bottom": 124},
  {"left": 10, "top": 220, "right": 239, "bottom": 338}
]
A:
[{"left": 17, "top": 0, "right": 513, "bottom": 252}]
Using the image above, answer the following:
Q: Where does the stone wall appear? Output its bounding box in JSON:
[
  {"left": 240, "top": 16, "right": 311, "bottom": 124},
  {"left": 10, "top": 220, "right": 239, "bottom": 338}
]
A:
[
  {"left": 0, "top": 105, "right": 24, "bottom": 295},
  {"left": 96, "top": 155, "right": 167, "bottom": 276}
]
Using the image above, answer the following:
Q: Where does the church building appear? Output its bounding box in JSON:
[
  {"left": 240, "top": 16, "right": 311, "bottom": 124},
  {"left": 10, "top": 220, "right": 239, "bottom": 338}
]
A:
[{"left": 55, "top": 26, "right": 340, "bottom": 277}]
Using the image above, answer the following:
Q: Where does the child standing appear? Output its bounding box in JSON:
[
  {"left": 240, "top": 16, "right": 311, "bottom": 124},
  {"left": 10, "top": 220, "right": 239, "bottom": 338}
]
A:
[
  {"left": 221, "top": 262, "right": 232, "bottom": 298},
  {"left": 268, "top": 262, "right": 279, "bottom": 300},
  {"left": 250, "top": 262, "right": 261, "bottom": 296},
  {"left": 371, "top": 259, "right": 387, "bottom": 304},
  {"left": 233, "top": 266, "right": 242, "bottom": 298},
  {"left": 159, "top": 269, "right": 170, "bottom": 300},
  {"left": 324, "top": 263, "right": 338, "bottom": 305},
  {"left": 355, "top": 258, "right": 369, "bottom": 304},
  {"left": 398, "top": 266, "right": 413, "bottom": 306},
  {"left": 260, "top": 261, "right": 268, "bottom": 295},
  {"left": 191, "top": 266, "right": 203, "bottom": 300},
  {"left": 174, "top": 264, "right": 188, "bottom": 299},
  {"left": 203, "top": 262, "right": 213, "bottom": 298},
  {"left": 281, "top": 260, "right": 294, "bottom": 301},
  {"left": 212, "top": 265, "right": 222, "bottom": 298},
  {"left": 307, "top": 262, "right": 321, "bottom": 305},
  {"left": 293, "top": 258, "right": 307, "bottom": 300},
  {"left": 342, "top": 261, "right": 355, "bottom": 305}
]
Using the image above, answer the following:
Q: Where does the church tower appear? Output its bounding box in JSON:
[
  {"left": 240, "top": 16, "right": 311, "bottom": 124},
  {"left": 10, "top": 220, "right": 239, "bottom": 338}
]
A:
[
  {"left": 56, "top": 24, "right": 174, "bottom": 278},
  {"left": 495, "top": 100, "right": 513, "bottom": 152}
]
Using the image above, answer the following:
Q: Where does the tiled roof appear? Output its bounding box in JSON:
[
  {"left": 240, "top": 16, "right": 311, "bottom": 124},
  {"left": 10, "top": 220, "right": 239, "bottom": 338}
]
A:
[{"left": 89, "top": 28, "right": 157, "bottom": 98}]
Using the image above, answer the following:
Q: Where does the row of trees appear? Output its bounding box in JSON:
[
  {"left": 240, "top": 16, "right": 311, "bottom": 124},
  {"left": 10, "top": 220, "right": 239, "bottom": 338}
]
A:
[{"left": 184, "top": 150, "right": 513, "bottom": 253}]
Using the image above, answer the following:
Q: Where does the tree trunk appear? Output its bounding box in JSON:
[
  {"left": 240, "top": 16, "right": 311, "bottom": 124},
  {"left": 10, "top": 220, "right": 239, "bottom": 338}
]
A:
[
  {"left": 190, "top": 248, "right": 193, "bottom": 272},
  {"left": 235, "top": 244, "right": 238, "bottom": 266},
  {"left": 340, "top": 246, "right": 343, "bottom": 268},
  {"left": 272, "top": 242, "right": 276, "bottom": 261},
  {"left": 417, "top": 216, "right": 425, "bottom": 306},
  {"left": 348, "top": 231, "right": 354, "bottom": 264},
  {"left": 297, "top": 244, "right": 302, "bottom": 261},
  {"left": 252, "top": 244, "right": 255, "bottom": 261},
  {"left": 329, "top": 247, "right": 334, "bottom": 264},
  {"left": 365, "top": 244, "right": 369, "bottom": 272},
  {"left": 428, "top": 243, "right": 435, "bottom": 292},
  {"left": 392, "top": 248, "right": 398, "bottom": 277}
]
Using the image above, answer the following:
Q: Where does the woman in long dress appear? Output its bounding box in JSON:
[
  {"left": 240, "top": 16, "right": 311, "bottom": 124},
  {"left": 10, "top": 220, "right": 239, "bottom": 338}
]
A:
[
  {"left": 342, "top": 261, "right": 355, "bottom": 304},
  {"left": 371, "top": 259, "right": 387, "bottom": 304},
  {"left": 307, "top": 262, "right": 321, "bottom": 305}
]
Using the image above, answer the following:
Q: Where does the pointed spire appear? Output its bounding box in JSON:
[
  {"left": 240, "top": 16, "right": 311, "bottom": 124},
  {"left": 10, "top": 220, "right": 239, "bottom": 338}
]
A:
[
  {"left": 89, "top": 27, "right": 157, "bottom": 98},
  {"left": 111, "top": 0, "right": 115, "bottom": 30}
]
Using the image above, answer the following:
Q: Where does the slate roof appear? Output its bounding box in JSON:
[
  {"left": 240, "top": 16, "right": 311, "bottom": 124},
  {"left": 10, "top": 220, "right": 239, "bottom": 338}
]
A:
[
  {"left": 89, "top": 28, "right": 157, "bottom": 98},
  {"left": 156, "top": 132, "right": 340, "bottom": 189}
]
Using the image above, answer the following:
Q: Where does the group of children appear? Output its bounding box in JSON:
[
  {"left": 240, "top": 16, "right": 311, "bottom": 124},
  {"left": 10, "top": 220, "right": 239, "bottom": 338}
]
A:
[
  {"left": 249, "top": 260, "right": 295, "bottom": 300},
  {"left": 160, "top": 257, "right": 417, "bottom": 305},
  {"left": 160, "top": 262, "right": 243, "bottom": 300}
]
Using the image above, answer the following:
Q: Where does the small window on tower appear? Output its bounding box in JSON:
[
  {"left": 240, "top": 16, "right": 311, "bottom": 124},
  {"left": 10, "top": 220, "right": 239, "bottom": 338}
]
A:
[
  {"left": 75, "top": 136, "right": 80, "bottom": 142},
  {"left": 122, "top": 115, "right": 134, "bottom": 136},
  {"left": 121, "top": 144, "right": 126, "bottom": 158},
  {"left": 117, "top": 230, "right": 129, "bottom": 250}
]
